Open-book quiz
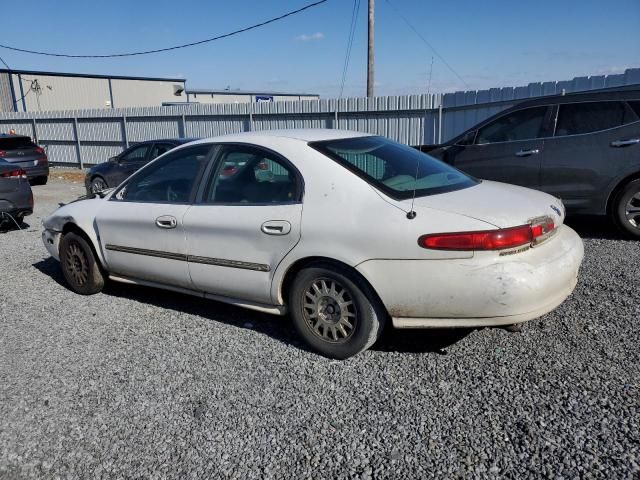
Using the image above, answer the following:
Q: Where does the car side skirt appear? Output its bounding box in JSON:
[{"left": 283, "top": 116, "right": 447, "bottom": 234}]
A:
[{"left": 108, "top": 273, "right": 286, "bottom": 316}]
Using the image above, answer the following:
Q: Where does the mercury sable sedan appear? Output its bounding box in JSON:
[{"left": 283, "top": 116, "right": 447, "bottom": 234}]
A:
[{"left": 42, "top": 129, "right": 584, "bottom": 358}]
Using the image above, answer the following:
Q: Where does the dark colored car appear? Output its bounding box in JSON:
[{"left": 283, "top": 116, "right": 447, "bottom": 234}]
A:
[
  {"left": 84, "top": 138, "right": 198, "bottom": 194},
  {"left": 418, "top": 89, "right": 640, "bottom": 237},
  {"left": 0, "top": 159, "right": 33, "bottom": 227},
  {"left": 0, "top": 134, "right": 49, "bottom": 185}
]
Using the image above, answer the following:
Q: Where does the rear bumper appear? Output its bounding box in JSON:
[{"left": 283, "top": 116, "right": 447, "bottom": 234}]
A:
[
  {"left": 24, "top": 164, "right": 49, "bottom": 179},
  {"left": 357, "top": 225, "right": 584, "bottom": 327}
]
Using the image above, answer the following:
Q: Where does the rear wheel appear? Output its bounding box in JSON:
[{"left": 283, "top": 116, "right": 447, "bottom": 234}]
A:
[
  {"left": 59, "top": 232, "right": 105, "bottom": 295},
  {"left": 90, "top": 176, "right": 107, "bottom": 193},
  {"left": 612, "top": 179, "right": 640, "bottom": 238},
  {"left": 289, "top": 265, "right": 386, "bottom": 359}
]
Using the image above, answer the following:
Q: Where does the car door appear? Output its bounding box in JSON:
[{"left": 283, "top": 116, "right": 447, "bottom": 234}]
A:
[
  {"left": 539, "top": 100, "right": 640, "bottom": 212},
  {"left": 95, "top": 144, "right": 213, "bottom": 288},
  {"left": 111, "top": 143, "right": 152, "bottom": 186},
  {"left": 183, "top": 144, "right": 303, "bottom": 305},
  {"left": 449, "top": 105, "right": 553, "bottom": 189}
]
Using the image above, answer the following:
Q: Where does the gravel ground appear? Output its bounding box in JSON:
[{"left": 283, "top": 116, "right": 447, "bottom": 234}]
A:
[{"left": 1, "top": 178, "right": 638, "bottom": 479}]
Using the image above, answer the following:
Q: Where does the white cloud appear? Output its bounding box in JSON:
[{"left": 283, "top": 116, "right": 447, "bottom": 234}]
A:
[{"left": 296, "top": 32, "right": 325, "bottom": 42}]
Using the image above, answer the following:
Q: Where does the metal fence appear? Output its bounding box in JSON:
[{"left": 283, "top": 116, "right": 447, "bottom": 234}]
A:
[{"left": 0, "top": 68, "right": 639, "bottom": 167}]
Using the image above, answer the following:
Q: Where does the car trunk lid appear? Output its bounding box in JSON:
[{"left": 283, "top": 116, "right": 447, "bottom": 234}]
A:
[
  {"left": 400, "top": 180, "right": 565, "bottom": 229},
  {"left": 0, "top": 136, "right": 45, "bottom": 168}
]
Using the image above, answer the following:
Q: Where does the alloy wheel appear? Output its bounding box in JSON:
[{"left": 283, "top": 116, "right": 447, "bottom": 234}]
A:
[
  {"left": 303, "top": 278, "right": 357, "bottom": 343},
  {"left": 65, "top": 241, "right": 89, "bottom": 287},
  {"left": 91, "top": 178, "right": 107, "bottom": 193},
  {"left": 625, "top": 192, "right": 640, "bottom": 229}
]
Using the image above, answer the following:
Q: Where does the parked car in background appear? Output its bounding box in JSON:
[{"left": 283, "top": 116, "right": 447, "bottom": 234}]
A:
[
  {"left": 43, "top": 130, "right": 583, "bottom": 358},
  {"left": 84, "top": 138, "right": 198, "bottom": 194},
  {"left": 417, "top": 89, "right": 640, "bottom": 238},
  {"left": 0, "top": 159, "right": 33, "bottom": 227},
  {"left": 0, "top": 134, "right": 49, "bottom": 185}
]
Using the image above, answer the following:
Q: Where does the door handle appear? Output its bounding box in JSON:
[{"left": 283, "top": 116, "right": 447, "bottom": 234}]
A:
[
  {"left": 515, "top": 148, "right": 540, "bottom": 157},
  {"left": 155, "top": 215, "right": 177, "bottom": 229},
  {"left": 261, "top": 220, "right": 291, "bottom": 236},
  {"left": 610, "top": 138, "right": 640, "bottom": 148}
]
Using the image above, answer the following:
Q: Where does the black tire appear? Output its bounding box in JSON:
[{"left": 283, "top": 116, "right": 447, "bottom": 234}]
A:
[
  {"left": 59, "top": 232, "right": 105, "bottom": 295},
  {"left": 90, "top": 176, "right": 108, "bottom": 194},
  {"left": 612, "top": 178, "right": 640, "bottom": 238},
  {"left": 289, "top": 264, "right": 387, "bottom": 359},
  {"left": 31, "top": 176, "right": 48, "bottom": 186}
]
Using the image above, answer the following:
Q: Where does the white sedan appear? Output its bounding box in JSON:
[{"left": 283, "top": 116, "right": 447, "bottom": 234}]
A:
[{"left": 42, "top": 129, "right": 584, "bottom": 358}]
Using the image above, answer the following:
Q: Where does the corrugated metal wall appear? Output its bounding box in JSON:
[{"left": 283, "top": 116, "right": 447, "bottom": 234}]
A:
[{"left": 0, "top": 68, "right": 638, "bottom": 167}]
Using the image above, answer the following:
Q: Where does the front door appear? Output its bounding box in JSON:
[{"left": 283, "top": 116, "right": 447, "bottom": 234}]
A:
[
  {"left": 96, "top": 144, "right": 213, "bottom": 288},
  {"left": 450, "top": 105, "right": 553, "bottom": 189},
  {"left": 184, "top": 144, "right": 303, "bottom": 305}
]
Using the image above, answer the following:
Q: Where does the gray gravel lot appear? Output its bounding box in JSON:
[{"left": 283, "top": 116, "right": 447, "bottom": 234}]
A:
[{"left": 1, "top": 178, "right": 639, "bottom": 479}]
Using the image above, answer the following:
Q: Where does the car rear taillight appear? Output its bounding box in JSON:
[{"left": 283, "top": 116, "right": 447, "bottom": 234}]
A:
[
  {"left": 0, "top": 168, "right": 27, "bottom": 179},
  {"left": 0, "top": 150, "right": 6, "bottom": 157},
  {"left": 34, "top": 147, "right": 45, "bottom": 155},
  {"left": 419, "top": 219, "right": 555, "bottom": 251}
]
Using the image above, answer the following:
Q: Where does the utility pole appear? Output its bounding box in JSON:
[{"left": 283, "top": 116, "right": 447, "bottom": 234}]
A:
[{"left": 367, "top": 0, "right": 375, "bottom": 98}]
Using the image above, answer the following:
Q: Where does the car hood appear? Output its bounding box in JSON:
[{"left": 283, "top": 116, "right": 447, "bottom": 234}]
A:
[{"left": 398, "top": 180, "right": 565, "bottom": 229}]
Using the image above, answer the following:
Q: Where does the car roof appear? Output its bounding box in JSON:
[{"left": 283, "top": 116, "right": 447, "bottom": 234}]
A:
[
  {"left": 507, "top": 86, "right": 640, "bottom": 109},
  {"left": 196, "top": 129, "right": 373, "bottom": 144},
  {"left": 132, "top": 137, "right": 200, "bottom": 146},
  {"left": 0, "top": 134, "right": 31, "bottom": 139}
]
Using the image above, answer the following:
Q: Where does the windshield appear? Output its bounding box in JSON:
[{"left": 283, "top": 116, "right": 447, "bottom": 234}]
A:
[{"left": 310, "top": 136, "right": 478, "bottom": 199}]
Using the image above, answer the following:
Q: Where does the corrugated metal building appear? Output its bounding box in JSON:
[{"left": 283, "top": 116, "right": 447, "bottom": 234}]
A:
[
  {"left": 185, "top": 89, "right": 319, "bottom": 104},
  {"left": 0, "top": 69, "right": 187, "bottom": 112}
]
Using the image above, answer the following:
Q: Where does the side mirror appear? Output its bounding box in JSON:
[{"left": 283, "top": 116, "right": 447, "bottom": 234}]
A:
[{"left": 108, "top": 156, "right": 119, "bottom": 163}]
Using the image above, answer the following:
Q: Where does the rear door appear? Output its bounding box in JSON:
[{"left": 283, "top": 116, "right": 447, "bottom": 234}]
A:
[
  {"left": 539, "top": 100, "right": 640, "bottom": 213},
  {"left": 0, "top": 136, "right": 42, "bottom": 170},
  {"left": 450, "top": 106, "right": 553, "bottom": 189},
  {"left": 184, "top": 144, "right": 303, "bottom": 305}
]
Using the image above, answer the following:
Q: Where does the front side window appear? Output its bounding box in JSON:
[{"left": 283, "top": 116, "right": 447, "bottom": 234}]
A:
[
  {"left": 120, "top": 144, "right": 150, "bottom": 163},
  {"left": 476, "top": 106, "right": 549, "bottom": 144},
  {"left": 114, "top": 145, "right": 211, "bottom": 203},
  {"left": 203, "top": 146, "right": 299, "bottom": 204},
  {"left": 555, "top": 101, "right": 626, "bottom": 136},
  {"left": 311, "top": 136, "right": 477, "bottom": 200}
]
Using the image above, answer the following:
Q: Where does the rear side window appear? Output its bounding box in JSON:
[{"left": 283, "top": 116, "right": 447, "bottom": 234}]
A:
[
  {"left": 555, "top": 101, "right": 626, "bottom": 136},
  {"left": 311, "top": 136, "right": 477, "bottom": 200},
  {"left": 476, "top": 106, "right": 548, "bottom": 144},
  {"left": 627, "top": 101, "right": 640, "bottom": 121},
  {"left": 0, "top": 136, "right": 36, "bottom": 150}
]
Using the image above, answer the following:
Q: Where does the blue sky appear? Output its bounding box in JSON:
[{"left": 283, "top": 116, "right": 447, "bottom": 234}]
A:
[{"left": 0, "top": 0, "right": 638, "bottom": 97}]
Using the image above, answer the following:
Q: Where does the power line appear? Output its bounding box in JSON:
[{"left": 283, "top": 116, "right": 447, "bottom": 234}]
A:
[
  {"left": 0, "top": 54, "right": 10, "bottom": 70},
  {"left": 384, "top": 0, "right": 469, "bottom": 89},
  {"left": 0, "top": 0, "right": 329, "bottom": 58},
  {"left": 339, "top": 0, "right": 361, "bottom": 98}
]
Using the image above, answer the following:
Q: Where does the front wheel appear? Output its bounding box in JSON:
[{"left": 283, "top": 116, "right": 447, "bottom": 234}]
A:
[
  {"left": 90, "top": 176, "right": 108, "bottom": 194},
  {"left": 59, "top": 232, "right": 105, "bottom": 295},
  {"left": 612, "top": 179, "right": 640, "bottom": 238},
  {"left": 289, "top": 265, "right": 386, "bottom": 359}
]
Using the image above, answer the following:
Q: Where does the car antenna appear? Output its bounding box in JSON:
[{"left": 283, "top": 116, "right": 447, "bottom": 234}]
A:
[{"left": 406, "top": 159, "right": 419, "bottom": 219}]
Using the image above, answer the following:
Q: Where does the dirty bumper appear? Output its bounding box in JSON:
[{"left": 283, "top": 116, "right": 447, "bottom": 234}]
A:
[{"left": 356, "top": 225, "right": 584, "bottom": 328}]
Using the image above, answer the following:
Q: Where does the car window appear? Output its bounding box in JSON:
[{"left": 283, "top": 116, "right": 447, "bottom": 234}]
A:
[
  {"left": 476, "top": 106, "right": 548, "bottom": 144},
  {"left": 0, "top": 136, "right": 36, "bottom": 150},
  {"left": 204, "top": 146, "right": 299, "bottom": 204},
  {"left": 120, "top": 144, "right": 150, "bottom": 163},
  {"left": 149, "top": 143, "right": 174, "bottom": 160},
  {"left": 626, "top": 100, "right": 640, "bottom": 122},
  {"left": 555, "top": 101, "right": 626, "bottom": 136},
  {"left": 311, "top": 136, "right": 477, "bottom": 200},
  {"left": 115, "top": 145, "right": 211, "bottom": 203}
]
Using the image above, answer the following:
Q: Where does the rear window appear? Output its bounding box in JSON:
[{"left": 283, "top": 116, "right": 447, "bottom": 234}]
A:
[
  {"left": 0, "top": 136, "right": 36, "bottom": 150},
  {"left": 310, "top": 136, "right": 477, "bottom": 200},
  {"left": 556, "top": 101, "right": 626, "bottom": 136}
]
